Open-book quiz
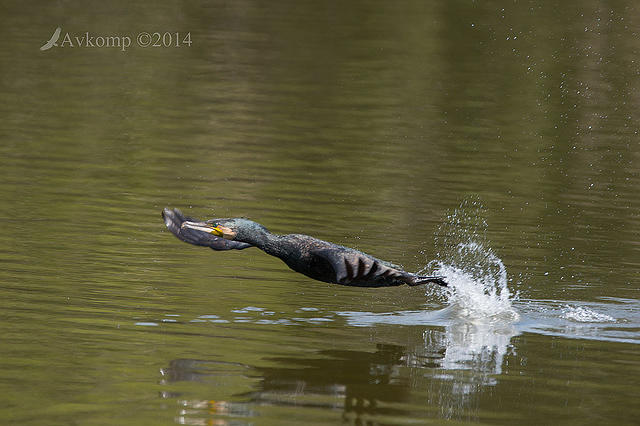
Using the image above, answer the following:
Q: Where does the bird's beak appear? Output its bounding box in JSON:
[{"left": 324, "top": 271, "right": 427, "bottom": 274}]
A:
[
  {"left": 181, "top": 221, "right": 225, "bottom": 237},
  {"left": 181, "top": 221, "right": 236, "bottom": 239}
]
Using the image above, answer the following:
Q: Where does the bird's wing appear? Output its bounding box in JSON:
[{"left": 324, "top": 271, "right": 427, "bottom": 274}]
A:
[
  {"left": 310, "top": 248, "right": 406, "bottom": 285},
  {"left": 162, "top": 208, "right": 252, "bottom": 251}
]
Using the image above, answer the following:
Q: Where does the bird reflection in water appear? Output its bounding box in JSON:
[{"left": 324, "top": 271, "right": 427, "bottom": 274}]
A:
[
  {"left": 159, "top": 328, "right": 514, "bottom": 425},
  {"left": 160, "top": 345, "right": 423, "bottom": 425},
  {"left": 159, "top": 359, "right": 254, "bottom": 425},
  {"left": 242, "top": 344, "right": 427, "bottom": 421}
]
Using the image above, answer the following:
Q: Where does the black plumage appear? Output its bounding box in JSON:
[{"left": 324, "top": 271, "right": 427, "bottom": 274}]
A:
[{"left": 162, "top": 208, "right": 447, "bottom": 288}]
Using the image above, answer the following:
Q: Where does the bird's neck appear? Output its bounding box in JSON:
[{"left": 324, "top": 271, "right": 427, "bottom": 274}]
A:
[{"left": 238, "top": 227, "right": 287, "bottom": 258}]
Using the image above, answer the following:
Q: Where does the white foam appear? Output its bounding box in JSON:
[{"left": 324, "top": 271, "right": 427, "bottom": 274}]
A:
[{"left": 561, "top": 305, "right": 615, "bottom": 323}]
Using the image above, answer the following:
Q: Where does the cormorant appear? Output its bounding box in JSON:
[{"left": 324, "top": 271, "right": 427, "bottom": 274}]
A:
[{"left": 162, "top": 208, "right": 447, "bottom": 288}]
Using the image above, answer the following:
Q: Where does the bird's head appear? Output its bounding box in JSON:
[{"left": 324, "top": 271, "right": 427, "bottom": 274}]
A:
[{"left": 180, "top": 217, "right": 264, "bottom": 241}]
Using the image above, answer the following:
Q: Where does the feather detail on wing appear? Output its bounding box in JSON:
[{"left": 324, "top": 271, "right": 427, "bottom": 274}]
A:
[
  {"left": 162, "top": 208, "right": 252, "bottom": 251},
  {"left": 311, "top": 248, "right": 406, "bottom": 286}
]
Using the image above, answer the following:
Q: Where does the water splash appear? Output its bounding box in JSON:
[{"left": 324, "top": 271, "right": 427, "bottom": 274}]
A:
[
  {"left": 428, "top": 243, "right": 520, "bottom": 323},
  {"left": 423, "top": 197, "right": 519, "bottom": 323}
]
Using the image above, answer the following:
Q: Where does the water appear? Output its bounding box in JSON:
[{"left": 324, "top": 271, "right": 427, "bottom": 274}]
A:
[
  {"left": 2, "top": 0, "right": 640, "bottom": 425},
  {"left": 339, "top": 202, "right": 639, "bottom": 405}
]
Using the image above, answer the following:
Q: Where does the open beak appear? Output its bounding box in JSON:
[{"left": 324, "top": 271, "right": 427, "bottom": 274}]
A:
[{"left": 181, "top": 221, "right": 225, "bottom": 237}]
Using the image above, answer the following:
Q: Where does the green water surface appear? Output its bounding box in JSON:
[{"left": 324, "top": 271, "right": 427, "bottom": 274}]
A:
[{"left": 1, "top": 1, "right": 638, "bottom": 425}]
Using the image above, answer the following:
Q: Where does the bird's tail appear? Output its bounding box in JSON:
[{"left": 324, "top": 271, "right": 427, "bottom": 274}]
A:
[{"left": 413, "top": 275, "right": 448, "bottom": 287}]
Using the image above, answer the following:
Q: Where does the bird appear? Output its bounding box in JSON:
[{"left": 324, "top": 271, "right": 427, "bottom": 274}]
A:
[
  {"left": 40, "top": 27, "right": 62, "bottom": 51},
  {"left": 162, "top": 208, "right": 447, "bottom": 288}
]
